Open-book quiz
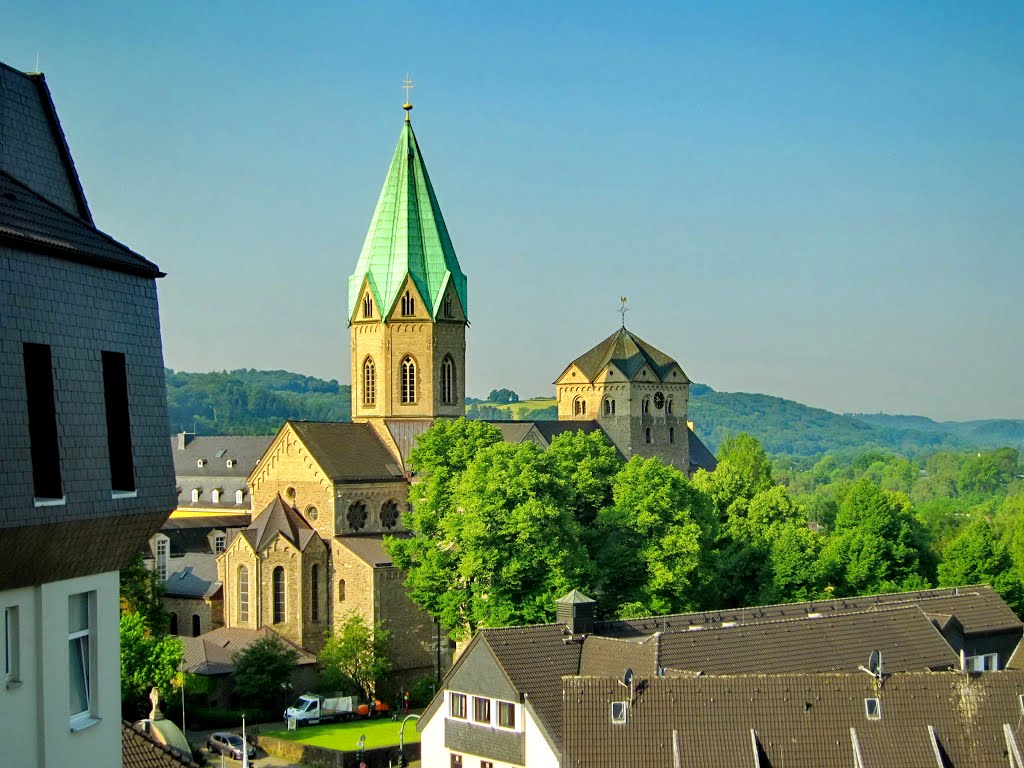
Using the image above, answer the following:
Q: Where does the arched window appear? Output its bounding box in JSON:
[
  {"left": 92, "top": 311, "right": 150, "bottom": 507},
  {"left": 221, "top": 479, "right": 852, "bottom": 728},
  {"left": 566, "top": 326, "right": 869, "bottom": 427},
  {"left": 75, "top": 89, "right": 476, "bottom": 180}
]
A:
[
  {"left": 362, "top": 294, "right": 373, "bottom": 318},
  {"left": 363, "top": 357, "right": 376, "bottom": 406},
  {"left": 603, "top": 398, "right": 615, "bottom": 416},
  {"left": 191, "top": 488, "right": 199, "bottom": 503},
  {"left": 669, "top": 427, "right": 675, "bottom": 443},
  {"left": 645, "top": 427, "right": 652, "bottom": 444},
  {"left": 272, "top": 566, "right": 285, "bottom": 624},
  {"left": 401, "top": 357, "right": 416, "bottom": 404},
  {"left": 573, "top": 397, "right": 586, "bottom": 417},
  {"left": 211, "top": 489, "right": 220, "bottom": 504},
  {"left": 338, "top": 579, "right": 346, "bottom": 601},
  {"left": 642, "top": 397, "right": 650, "bottom": 415},
  {"left": 238, "top": 566, "right": 249, "bottom": 623},
  {"left": 443, "top": 295, "right": 453, "bottom": 318},
  {"left": 666, "top": 397, "right": 674, "bottom": 415},
  {"left": 168, "top": 612, "right": 178, "bottom": 635},
  {"left": 441, "top": 356, "right": 456, "bottom": 405},
  {"left": 311, "top": 564, "right": 320, "bottom": 623},
  {"left": 192, "top": 614, "right": 201, "bottom": 637},
  {"left": 381, "top": 500, "right": 400, "bottom": 530},
  {"left": 401, "top": 291, "right": 415, "bottom": 316},
  {"left": 347, "top": 501, "right": 368, "bottom": 531},
  {"left": 235, "top": 489, "right": 244, "bottom": 505}
]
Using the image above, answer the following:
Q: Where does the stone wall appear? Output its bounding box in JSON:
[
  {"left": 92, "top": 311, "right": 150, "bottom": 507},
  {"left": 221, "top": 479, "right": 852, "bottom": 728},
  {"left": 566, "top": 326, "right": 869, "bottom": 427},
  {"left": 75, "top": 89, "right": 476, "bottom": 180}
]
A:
[{"left": 164, "top": 595, "right": 218, "bottom": 636}]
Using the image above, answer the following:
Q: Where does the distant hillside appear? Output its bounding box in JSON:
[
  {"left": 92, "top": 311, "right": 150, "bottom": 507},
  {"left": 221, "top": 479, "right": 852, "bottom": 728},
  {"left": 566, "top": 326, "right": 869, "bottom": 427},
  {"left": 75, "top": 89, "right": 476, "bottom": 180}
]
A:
[
  {"left": 164, "top": 369, "right": 1021, "bottom": 457},
  {"left": 165, "top": 369, "right": 350, "bottom": 435}
]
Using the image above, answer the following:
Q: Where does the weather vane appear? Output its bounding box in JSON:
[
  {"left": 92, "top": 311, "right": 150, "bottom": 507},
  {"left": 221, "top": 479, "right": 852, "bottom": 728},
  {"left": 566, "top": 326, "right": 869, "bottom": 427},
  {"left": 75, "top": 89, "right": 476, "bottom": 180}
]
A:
[
  {"left": 402, "top": 74, "right": 414, "bottom": 120},
  {"left": 619, "top": 297, "right": 629, "bottom": 328}
]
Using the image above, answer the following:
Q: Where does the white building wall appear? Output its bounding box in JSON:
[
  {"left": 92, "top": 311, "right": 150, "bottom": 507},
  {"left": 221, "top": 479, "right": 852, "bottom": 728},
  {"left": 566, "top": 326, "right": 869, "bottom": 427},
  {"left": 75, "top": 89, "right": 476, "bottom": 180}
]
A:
[
  {"left": 419, "top": 707, "right": 447, "bottom": 767},
  {"left": 0, "top": 585, "right": 39, "bottom": 768},
  {"left": 524, "top": 707, "right": 561, "bottom": 768},
  {"left": 38, "top": 573, "right": 118, "bottom": 765}
]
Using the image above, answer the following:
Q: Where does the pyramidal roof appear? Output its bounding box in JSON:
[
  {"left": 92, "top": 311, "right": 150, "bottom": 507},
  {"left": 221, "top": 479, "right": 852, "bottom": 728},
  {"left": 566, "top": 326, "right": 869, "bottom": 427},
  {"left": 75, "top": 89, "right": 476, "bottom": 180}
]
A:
[
  {"left": 561, "top": 327, "right": 689, "bottom": 383},
  {"left": 241, "top": 494, "right": 318, "bottom": 552},
  {"left": 348, "top": 117, "right": 467, "bottom": 322}
]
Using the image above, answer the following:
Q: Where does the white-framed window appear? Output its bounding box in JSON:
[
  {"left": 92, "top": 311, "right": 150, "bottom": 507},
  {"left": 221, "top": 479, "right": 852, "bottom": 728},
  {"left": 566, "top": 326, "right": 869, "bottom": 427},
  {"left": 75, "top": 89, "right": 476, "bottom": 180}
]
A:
[
  {"left": 864, "top": 698, "right": 881, "bottom": 720},
  {"left": 473, "top": 696, "right": 491, "bottom": 724},
  {"left": 214, "top": 533, "right": 226, "bottom": 554},
  {"left": 363, "top": 357, "right": 376, "bottom": 406},
  {"left": 196, "top": 459, "right": 205, "bottom": 468},
  {"left": 4, "top": 606, "right": 20, "bottom": 685},
  {"left": 238, "top": 566, "right": 249, "bottom": 623},
  {"left": 449, "top": 692, "right": 467, "bottom": 719},
  {"left": 211, "top": 489, "right": 221, "bottom": 504},
  {"left": 226, "top": 459, "right": 235, "bottom": 468},
  {"left": 191, "top": 488, "right": 200, "bottom": 503},
  {"left": 401, "top": 357, "right": 416, "bottom": 404},
  {"left": 155, "top": 537, "right": 168, "bottom": 581},
  {"left": 497, "top": 700, "right": 516, "bottom": 729},
  {"left": 610, "top": 701, "right": 627, "bottom": 724},
  {"left": 969, "top": 653, "right": 999, "bottom": 672},
  {"left": 235, "top": 489, "right": 244, "bottom": 505},
  {"left": 68, "top": 592, "right": 94, "bottom": 724}
]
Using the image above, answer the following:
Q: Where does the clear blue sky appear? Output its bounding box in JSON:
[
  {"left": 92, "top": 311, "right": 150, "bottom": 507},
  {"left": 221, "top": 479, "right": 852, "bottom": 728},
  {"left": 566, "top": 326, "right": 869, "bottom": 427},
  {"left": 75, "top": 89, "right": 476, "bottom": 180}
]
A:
[{"left": 5, "top": 1, "right": 1023, "bottom": 420}]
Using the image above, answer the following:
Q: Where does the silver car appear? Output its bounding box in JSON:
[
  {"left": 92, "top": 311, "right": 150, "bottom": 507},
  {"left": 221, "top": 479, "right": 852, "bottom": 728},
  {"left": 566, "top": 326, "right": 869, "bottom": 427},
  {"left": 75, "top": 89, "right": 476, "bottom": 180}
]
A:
[{"left": 207, "top": 731, "right": 256, "bottom": 761}]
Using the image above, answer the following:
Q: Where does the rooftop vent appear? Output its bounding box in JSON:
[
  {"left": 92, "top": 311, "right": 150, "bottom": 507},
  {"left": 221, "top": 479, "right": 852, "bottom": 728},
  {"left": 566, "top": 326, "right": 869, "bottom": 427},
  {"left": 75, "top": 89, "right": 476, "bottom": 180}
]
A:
[
  {"left": 197, "top": 459, "right": 206, "bottom": 468},
  {"left": 215, "top": 449, "right": 227, "bottom": 458},
  {"left": 555, "top": 590, "right": 596, "bottom": 635}
]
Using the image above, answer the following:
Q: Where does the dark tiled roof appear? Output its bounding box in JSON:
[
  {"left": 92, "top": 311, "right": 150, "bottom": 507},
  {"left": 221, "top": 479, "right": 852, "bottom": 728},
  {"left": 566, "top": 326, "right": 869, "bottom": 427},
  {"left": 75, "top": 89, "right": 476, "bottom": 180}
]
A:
[
  {"left": 531, "top": 420, "right": 607, "bottom": 443},
  {"left": 579, "top": 635, "right": 660, "bottom": 678},
  {"left": 241, "top": 495, "right": 319, "bottom": 552},
  {"left": 162, "top": 552, "right": 220, "bottom": 599},
  {"left": 559, "top": 327, "right": 688, "bottom": 383},
  {"left": 0, "top": 170, "right": 161, "bottom": 277},
  {"left": 687, "top": 427, "right": 717, "bottom": 472},
  {"left": 383, "top": 418, "right": 434, "bottom": 467},
  {"left": 180, "top": 626, "right": 316, "bottom": 675},
  {"left": 338, "top": 533, "right": 408, "bottom": 567},
  {"left": 480, "top": 624, "right": 584, "bottom": 750},
  {"left": 122, "top": 721, "right": 201, "bottom": 768},
  {"left": 657, "top": 607, "right": 958, "bottom": 675},
  {"left": 290, "top": 421, "right": 404, "bottom": 482},
  {"left": 562, "top": 671, "right": 1024, "bottom": 768},
  {"left": 159, "top": 515, "right": 251, "bottom": 557},
  {"left": 596, "top": 585, "right": 1022, "bottom": 639}
]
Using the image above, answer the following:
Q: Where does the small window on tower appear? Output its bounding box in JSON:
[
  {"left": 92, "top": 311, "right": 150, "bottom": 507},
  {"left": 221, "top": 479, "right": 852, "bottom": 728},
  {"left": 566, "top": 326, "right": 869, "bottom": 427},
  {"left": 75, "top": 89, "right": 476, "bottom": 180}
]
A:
[
  {"left": 642, "top": 397, "right": 650, "bottom": 415},
  {"left": 401, "top": 291, "right": 415, "bottom": 316},
  {"left": 363, "top": 294, "right": 373, "bottom": 318},
  {"left": 666, "top": 397, "right": 674, "bottom": 415},
  {"left": 574, "top": 397, "right": 586, "bottom": 417},
  {"left": 645, "top": 427, "right": 652, "bottom": 444},
  {"left": 443, "top": 295, "right": 453, "bottom": 318}
]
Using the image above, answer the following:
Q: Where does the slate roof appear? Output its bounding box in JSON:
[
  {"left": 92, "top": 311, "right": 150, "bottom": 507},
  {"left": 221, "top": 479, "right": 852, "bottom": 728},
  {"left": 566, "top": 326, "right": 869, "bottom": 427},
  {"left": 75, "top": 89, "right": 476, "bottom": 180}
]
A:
[
  {"left": 562, "top": 671, "right": 1024, "bottom": 768},
  {"left": 289, "top": 421, "right": 405, "bottom": 482},
  {"left": 596, "top": 584, "right": 1023, "bottom": 639},
  {"left": 558, "top": 327, "right": 688, "bottom": 383},
  {"left": 0, "top": 169, "right": 161, "bottom": 277},
  {"left": 339, "top": 533, "right": 408, "bottom": 567},
  {"left": 479, "top": 624, "right": 584, "bottom": 750},
  {"left": 655, "top": 606, "right": 959, "bottom": 675},
  {"left": 122, "top": 721, "right": 201, "bottom": 768},
  {"left": 348, "top": 118, "right": 468, "bottom": 321},
  {"left": 172, "top": 434, "right": 272, "bottom": 510},
  {"left": 162, "top": 552, "right": 221, "bottom": 599},
  {"left": 159, "top": 514, "right": 251, "bottom": 555},
  {"left": 238, "top": 494, "right": 319, "bottom": 552},
  {"left": 687, "top": 427, "right": 718, "bottom": 472},
  {"left": 180, "top": 626, "right": 316, "bottom": 675},
  {"left": 531, "top": 420, "right": 608, "bottom": 444}
]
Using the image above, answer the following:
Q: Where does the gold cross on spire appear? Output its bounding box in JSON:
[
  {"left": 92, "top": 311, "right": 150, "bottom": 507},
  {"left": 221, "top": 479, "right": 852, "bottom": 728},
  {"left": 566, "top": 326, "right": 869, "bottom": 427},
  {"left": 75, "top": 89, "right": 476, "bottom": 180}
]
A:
[
  {"left": 402, "top": 74, "right": 414, "bottom": 121},
  {"left": 619, "top": 297, "right": 629, "bottom": 328}
]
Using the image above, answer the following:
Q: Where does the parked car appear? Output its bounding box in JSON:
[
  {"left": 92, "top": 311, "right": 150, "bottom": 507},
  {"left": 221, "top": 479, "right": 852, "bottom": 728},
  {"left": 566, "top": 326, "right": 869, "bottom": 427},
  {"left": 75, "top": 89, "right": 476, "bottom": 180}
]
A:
[{"left": 207, "top": 732, "right": 256, "bottom": 761}]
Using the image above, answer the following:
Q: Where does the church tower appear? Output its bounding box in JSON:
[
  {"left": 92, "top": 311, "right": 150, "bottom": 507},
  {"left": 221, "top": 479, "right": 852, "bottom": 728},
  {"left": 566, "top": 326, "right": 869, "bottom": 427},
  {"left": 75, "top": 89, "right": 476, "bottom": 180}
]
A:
[{"left": 348, "top": 101, "right": 468, "bottom": 422}]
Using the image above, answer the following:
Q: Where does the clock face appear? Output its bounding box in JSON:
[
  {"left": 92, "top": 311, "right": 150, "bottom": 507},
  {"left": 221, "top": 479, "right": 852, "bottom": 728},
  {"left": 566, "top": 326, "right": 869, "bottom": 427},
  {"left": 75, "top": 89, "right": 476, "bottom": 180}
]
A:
[{"left": 653, "top": 392, "right": 665, "bottom": 409}]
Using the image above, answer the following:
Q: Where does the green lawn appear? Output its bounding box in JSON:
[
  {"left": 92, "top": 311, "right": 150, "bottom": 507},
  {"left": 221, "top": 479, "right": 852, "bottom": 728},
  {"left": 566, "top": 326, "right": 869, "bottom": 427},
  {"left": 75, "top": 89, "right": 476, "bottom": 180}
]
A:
[
  {"left": 490, "top": 398, "right": 557, "bottom": 418},
  {"left": 263, "top": 717, "right": 420, "bottom": 750}
]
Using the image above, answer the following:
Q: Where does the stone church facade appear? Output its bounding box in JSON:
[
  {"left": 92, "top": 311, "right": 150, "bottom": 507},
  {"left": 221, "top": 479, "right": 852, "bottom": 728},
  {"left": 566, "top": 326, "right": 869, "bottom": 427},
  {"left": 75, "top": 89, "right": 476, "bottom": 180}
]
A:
[{"left": 210, "top": 102, "right": 716, "bottom": 684}]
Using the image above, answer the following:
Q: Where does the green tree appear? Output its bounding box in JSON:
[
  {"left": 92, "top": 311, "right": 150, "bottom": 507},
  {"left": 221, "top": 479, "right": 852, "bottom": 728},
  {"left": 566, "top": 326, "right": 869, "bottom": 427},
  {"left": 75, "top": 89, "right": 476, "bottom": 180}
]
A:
[
  {"left": 596, "top": 457, "right": 714, "bottom": 617},
  {"left": 119, "top": 612, "right": 183, "bottom": 719},
  {"left": 760, "top": 523, "right": 826, "bottom": 604},
  {"left": 487, "top": 388, "right": 519, "bottom": 404},
  {"left": 939, "top": 517, "right": 1024, "bottom": 613},
  {"left": 319, "top": 614, "right": 391, "bottom": 700},
  {"left": 120, "top": 553, "right": 169, "bottom": 634},
  {"left": 231, "top": 635, "right": 300, "bottom": 713}
]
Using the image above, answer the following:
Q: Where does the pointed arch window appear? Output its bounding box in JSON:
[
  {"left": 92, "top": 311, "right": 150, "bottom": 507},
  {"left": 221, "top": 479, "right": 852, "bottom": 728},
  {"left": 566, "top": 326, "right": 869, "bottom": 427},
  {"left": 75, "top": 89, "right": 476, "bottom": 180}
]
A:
[
  {"left": 401, "top": 291, "right": 415, "bottom": 316},
  {"left": 272, "top": 566, "right": 285, "bottom": 624},
  {"left": 573, "top": 397, "right": 586, "bottom": 417},
  {"left": 238, "top": 566, "right": 249, "bottom": 623},
  {"left": 363, "top": 357, "right": 376, "bottom": 406},
  {"left": 603, "top": 398, "right": 615, "bottom": 416},
  {"left": 311, "top": 564, "right": 320, "bottom": 623},
  {"left": 401, "top": 357, "right": 416, "bottom": 404},
  {"left": 441, "top": 356, "right": 456, "bottom": 405},
  {"left": 642, "top": 397, "right": 651, "bottom": 415},
  {"left": 443, "top": 295, "right": 453, "bottom": 318},
  {"left": 362, "top": 294, "right": 373, "bottom": 318}
]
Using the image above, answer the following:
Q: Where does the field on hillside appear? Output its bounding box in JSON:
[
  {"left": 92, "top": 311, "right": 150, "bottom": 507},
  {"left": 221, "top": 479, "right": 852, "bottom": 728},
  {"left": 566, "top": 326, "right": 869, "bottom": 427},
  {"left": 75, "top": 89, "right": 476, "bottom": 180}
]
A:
[{"left": 488, "top": 398, "right": 557, "bottom": 418}]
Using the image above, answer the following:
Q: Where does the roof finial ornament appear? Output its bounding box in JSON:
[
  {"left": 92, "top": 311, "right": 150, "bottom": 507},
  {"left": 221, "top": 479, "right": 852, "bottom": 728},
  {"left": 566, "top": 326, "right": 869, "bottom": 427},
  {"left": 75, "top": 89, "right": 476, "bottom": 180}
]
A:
[
  {"left": 619, "top": 296, "right": 629, "bottom": 328},
  {"left": 402, "top": 73, "right": 414, "bottom": 121}
]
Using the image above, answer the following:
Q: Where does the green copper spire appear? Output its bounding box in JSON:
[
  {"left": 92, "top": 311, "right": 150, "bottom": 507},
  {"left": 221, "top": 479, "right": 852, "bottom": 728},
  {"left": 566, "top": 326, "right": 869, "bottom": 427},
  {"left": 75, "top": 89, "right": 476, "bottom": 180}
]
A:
[{"left": 348, "top": 118, "right": 468, "bottom": 322}]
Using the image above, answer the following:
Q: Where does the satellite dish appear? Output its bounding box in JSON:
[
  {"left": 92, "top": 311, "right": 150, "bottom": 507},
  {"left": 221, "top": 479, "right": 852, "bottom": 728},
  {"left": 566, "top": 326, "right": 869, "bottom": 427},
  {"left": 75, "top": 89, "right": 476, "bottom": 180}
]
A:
[
  {"left": 869, "top": 650, "right": 882, "bottom": 677},
  {"left": 623, "top": 668, "right": 634, "bottom": 688}
]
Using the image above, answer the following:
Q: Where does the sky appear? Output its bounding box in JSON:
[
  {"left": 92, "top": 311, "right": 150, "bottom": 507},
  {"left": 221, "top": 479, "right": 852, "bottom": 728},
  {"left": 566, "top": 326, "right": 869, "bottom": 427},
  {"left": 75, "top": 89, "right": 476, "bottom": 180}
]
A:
[{"left": 4, "top": 1, "right": 1023, "bottom": 421}]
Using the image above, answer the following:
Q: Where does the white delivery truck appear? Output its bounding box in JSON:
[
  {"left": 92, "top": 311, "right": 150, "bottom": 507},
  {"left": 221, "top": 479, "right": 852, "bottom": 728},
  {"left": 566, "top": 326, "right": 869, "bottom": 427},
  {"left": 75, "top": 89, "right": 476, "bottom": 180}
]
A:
[{"left": 285, "top": 693, "right": 359, "bottom": 726}]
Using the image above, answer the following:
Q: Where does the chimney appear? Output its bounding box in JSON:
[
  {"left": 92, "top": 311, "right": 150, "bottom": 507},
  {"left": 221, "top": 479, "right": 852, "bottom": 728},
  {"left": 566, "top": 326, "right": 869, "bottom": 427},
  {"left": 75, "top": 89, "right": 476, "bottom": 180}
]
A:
[
  {"left": 177, "top": 432, "right": 194, "bottom": 450},
  {"left": 555, "top": 590, "right": 596, "bottom": 635}
]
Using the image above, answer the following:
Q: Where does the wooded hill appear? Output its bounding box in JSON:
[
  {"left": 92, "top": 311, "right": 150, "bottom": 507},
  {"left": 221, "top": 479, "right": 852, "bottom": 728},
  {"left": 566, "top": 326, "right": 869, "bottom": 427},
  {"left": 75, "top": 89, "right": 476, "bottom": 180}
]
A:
[{"left": 165, "top": 369, "right": 1024, "bottom": 457}]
